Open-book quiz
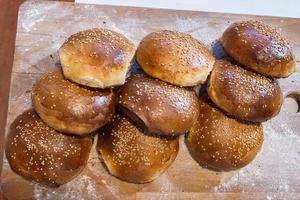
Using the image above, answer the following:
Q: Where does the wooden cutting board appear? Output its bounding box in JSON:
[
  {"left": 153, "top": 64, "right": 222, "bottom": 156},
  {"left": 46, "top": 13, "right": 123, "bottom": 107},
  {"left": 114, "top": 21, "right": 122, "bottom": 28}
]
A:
[{"left": 1, "top": 1, "right": 300, "bottom": 199}]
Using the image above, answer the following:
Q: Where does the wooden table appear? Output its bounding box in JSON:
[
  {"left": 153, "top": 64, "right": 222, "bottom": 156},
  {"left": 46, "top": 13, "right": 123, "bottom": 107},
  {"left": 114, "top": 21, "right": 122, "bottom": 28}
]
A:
[
  {"left": 0, "top": 1, "right": 73, "bottom": 199},
  {"left": 1, "top": 1, "right": 300, "bottom": 199},
  {"left": 0, "top": 0, "right": 73, "bottom": 179}
]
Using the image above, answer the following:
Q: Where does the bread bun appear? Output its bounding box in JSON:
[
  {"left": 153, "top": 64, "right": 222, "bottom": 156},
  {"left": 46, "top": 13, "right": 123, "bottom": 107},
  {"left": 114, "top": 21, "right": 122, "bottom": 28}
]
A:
[
  {"left": 208, "top": 59, "right": 283, "bottom": 122},
  {"left": 186, "top": 96, "right": 263, "bottom": 171},
  {"left": 5, "top": 110, "right": 93, "bottom": 187},
  {"left": 97, "top": 114, "right": 179, "bottom": 183},
  {"left": 32, "top": 69, "right": 116, "bottom": 135},
  {"left": 221, "top": 21, "right": 296, "bottom": 77},
  {"left": 136, "top": 30, "right": 215, "bottom": 86},
  {"left": 59, "top": 28, "right": 135, "bottom": 88},
  {"left": 118, "top": 74, "right": 199, "bottom": 136}
]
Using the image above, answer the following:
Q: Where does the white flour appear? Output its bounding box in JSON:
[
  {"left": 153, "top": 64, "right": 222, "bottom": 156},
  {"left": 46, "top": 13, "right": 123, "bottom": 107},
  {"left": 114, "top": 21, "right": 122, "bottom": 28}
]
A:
[
  {"left": 21, "top": 3, "right": 59, "bottom": 32},
  {"left": 214, "top": 119, "right": 300, "bottom": 198},
  {"left": 33, "top": 175, "right": 100, "bottom": 200}
]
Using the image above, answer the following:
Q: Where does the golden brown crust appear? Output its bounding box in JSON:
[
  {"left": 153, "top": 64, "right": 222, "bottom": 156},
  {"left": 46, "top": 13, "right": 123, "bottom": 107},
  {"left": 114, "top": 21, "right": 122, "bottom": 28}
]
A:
[
  {"left": 221, "top": 21, "right": 296, "bottom": 77},
  {"left": 208, "top": 59, "right": 283, "bottom": 122},
  {"left": 97, "top": 114, "right": 179, "bottom": 183},
  {"left": 118, "top": 74, "right": 200, "bottom": 136},
  {"left": 5, "top": 110, "right": 93, "bottom": 187},
  {"left": 32, "top": 69, "right": 116, "bottom": 135},
  {"left": 186, "top": 96, "right": 264, "bottom": 171},
  {"left": 59, "top": 28, "right": 135, "bottom": 88},
  {"left": 136, "top": 30, "right": 215, "bottom": 86}
]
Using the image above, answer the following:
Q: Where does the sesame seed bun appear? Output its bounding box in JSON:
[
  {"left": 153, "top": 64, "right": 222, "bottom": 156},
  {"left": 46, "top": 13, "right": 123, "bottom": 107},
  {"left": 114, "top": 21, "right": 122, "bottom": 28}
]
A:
[
  {"left": 59, "top": 28, "right": 135, "bottom": 88},
  {"left": 186, "top": 96, "right": 263, "bottom": 171},
  {"left": 136, "top": 30, "right": 215, "bottom": 87},
  {"left": 5, "top": 110, "right": 93, "bottom": 187},
  {"left": 32, "top": 69, "right": 116, "bottom": 135},
  {"left": 208, "top": 59, "right": 283, "bottom": 122},
  {"left": 221, "top": 21, "right": 297, "bottom": 77},
  {"left": 118, "top": 74, "right": 200, "bottom": 136},
  {"left": 97, "top": 114, "right": 179, "bottom": 183}
]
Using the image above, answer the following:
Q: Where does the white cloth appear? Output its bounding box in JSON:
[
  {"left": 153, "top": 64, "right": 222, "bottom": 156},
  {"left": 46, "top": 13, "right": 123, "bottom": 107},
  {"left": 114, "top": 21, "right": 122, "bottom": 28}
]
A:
[{"left": 75, "top": 0, "right": 300, "bottom": 18}]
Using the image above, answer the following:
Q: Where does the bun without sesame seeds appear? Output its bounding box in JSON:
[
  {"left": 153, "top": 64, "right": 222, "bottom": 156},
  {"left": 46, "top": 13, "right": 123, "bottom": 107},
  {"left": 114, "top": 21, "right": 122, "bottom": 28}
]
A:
[
  {"left": 186, "top": 96, "right": 263, "bottom": 171},
  {"left": 5, "top": 110, "right": 93, "bottom": 187},
  {"left": 136, "top": 30, "right": 215, "bottom": 87},
  {"left": 208, "top": 59, "right": 283, "bottom": 122},
  {"left": 32, "top": 69, "right": 116, "bottom": 135},
  {"left": 97, "top": 114, "right": 179, "bottom": 183},
  {"left": 59, "top": 28, "right": 135, "bottom": 88},
  {"left": 221, "top": 21, "right": 296, "bottom": 77},
  {"left": 118, "top": 74, "right": 200, "bottom": 136}
]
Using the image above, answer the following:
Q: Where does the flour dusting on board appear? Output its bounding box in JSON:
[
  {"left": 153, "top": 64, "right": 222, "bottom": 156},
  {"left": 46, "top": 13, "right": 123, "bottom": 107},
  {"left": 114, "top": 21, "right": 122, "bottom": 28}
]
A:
[
  {"left": 21, "top": 3, "right": 57, "bottom": 32},
  {"left": 214, "top": 120, "right": 300, "bottom": 198},
  {"left": 33, "top": 175, "right": 100, "bottom": 200},
  {"left": 22, "top": 5, "right": 44, "bottom": 32}
]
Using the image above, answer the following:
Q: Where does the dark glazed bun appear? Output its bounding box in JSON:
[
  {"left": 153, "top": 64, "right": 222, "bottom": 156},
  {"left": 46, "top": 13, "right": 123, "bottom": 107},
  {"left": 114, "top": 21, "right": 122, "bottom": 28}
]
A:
[
  {"left": 118, "top": 74, "right": 199, "bottom": 136},
  {"left": 59, "top": 28, "right": 135, "bottom": 88},
  {"left": 221, "top": 21, "right": 296, "bottom": 77},
  {"left": 208, "top": 59, "right": 283, "bottom": 122},
  {"left": 32, "top": 69, "right": 116, "bottom": 135},
  {"left": 97, "top": 114, "right": 179, "bottom": 183},
  {"left": 186, "top": 97, "right": 263, "bottom": 171},
  {"left": 5, "top": 110, "right": 93, "bottom": 187},
  {"left": 136, "top": 30, "right": 215, "bottom": 86}
]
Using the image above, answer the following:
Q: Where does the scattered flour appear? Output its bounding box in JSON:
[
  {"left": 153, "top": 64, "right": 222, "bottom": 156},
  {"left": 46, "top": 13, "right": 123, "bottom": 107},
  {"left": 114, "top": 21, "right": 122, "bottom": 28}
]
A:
[
  {"left": 21, "top": 3, "right": 60, "bottom": 32},
  {"left": 214, "top": 120, "right": 300, "bottom": 198},
  {"left": 34, "top": 175, "right": 100, "bottom": 200}
]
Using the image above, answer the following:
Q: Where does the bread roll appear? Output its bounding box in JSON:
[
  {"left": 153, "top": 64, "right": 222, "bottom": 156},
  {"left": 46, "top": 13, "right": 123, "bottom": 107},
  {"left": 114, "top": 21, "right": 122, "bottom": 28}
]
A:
[
  {"left": 186, "top": 96, "right": 263, "bottom": 171},
  {"left": 97, "top": 114, "right": 179, "bottom": 183},
  {"left": 221, "top": 21, "right": 296, "bottom": 77},
  {"left": 118, "top": 74, "right": 199, "bottom": 136},
  {"left": 208, "top": 59, "right": 283, "bottom": 122},
  {"left": 32, "top": 69, "right": 115, "bottom": 135},
  {"left": 5, "top": 110, "right": 93, "bottom": 187},
  {"left": 136, "top": 30, "right": 215, "bottom": 86},
  {"left": 59, "top": 28, "right": 135, "bottom": 88}
]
